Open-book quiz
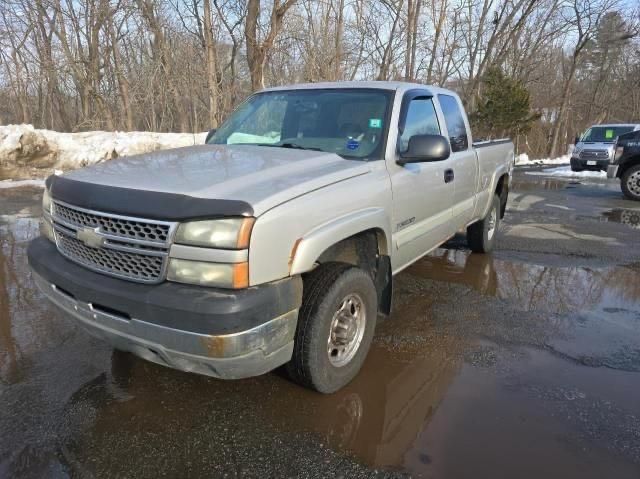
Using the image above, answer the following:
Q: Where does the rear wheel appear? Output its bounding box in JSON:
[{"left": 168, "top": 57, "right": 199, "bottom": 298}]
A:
[
  {"left": 286, "top": 263, "right": 377, "bottom": 393},
  {"left": 621, "top": 164, "right": 640, "bottom": 201},
  {"left": 467, "top": 194, "right": 500, "bottom": 253}
]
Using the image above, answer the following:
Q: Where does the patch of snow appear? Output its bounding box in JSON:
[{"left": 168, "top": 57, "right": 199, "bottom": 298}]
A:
[
  {"left": 0, "top": 124, "right": 208, "bottom": 178},
  {"left": 515, "top": 153, "right": 571, "bottom": 167},
  {"left": 0, "top": 179, "right": 45, "bottom": 189},
  {"left": 525, "top": 165, "right": 607, "bottom": 179}
]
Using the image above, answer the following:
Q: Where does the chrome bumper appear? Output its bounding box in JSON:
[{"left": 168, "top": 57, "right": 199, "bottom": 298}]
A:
[
  {"left": 34, "top": 271, "right": 297, "bottom": 379},
  {"left": 607, "top": 165, "right": 619, "bottom": 179}
]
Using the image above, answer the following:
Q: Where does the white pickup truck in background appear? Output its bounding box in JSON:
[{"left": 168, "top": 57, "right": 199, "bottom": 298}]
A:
[{"left": 29, "top": 81, "right": 514, "bottom": 393}]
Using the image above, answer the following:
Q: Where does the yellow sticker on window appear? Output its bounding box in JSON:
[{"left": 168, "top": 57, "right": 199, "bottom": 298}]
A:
[{"left": 605, "top": 129, "right": 614, "bottom": 139}]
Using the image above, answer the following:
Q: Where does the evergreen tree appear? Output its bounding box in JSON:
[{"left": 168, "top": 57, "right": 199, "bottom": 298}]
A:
[{"left": 470, "top": 67, "right": 539, "bottom": 140}]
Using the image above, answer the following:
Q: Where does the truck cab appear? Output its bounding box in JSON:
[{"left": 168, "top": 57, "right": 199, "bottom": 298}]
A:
[{"left": 571, "top": 124, "right": 640, "bottom": 172}]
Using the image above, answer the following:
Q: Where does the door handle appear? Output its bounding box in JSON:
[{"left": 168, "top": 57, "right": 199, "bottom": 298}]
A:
[{"left": 444, "top": 168, "right": 454, "bottom": 183}]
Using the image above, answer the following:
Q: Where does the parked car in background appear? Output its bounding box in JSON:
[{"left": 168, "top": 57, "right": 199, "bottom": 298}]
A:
[
  {"left": 28, "top": 81, "right": 514, "bottom": 393},
  {"left": 571, "top": 124, "right": 640, "bottom": 172},
  {"left": 608, "top": 129, "right": 640, "bottom": 201}
]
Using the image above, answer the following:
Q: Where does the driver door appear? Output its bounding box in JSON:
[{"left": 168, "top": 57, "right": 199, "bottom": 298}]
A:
[{"left": 389, "top": 91, "right": 455, "bottom": 272}]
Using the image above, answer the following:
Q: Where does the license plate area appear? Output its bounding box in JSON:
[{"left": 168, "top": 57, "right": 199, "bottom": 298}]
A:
[{"left": 587, "top": 160, "right": 597, "bottom": 166}]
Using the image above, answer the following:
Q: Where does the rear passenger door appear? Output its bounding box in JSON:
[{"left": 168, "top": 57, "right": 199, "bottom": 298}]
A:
[
  {"left": 438, "top": 94, "right": 478, "bottom": 230},
  {"left": 389, "top": 91, "right": 454, "bottom": 272}
]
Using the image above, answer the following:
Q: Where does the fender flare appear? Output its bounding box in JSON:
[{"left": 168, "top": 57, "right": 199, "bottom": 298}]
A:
[
  {"left": 289, "top": 207, "right": 391, "bottom": 276},
  {"left": 480, "top": 166, "right": 511, "bottom": 219}
]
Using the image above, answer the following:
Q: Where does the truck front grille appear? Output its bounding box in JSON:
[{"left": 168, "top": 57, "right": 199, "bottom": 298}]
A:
[
  {"left": 56, "top": 230, "right": 166, "bottom": 282},
  {"left": 50, "top": 201, "right": 176, "bottom": 284},
  {"left": 579, "top": 149, "right": 609, "bottom": 160},
  {"left": 53, "top": 202, "right": 171, "bottom": 244}
]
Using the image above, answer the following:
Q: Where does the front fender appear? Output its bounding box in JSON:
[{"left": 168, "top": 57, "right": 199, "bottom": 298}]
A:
[{"left": 289, "top": 207, "right": 391, "bottom": 276}]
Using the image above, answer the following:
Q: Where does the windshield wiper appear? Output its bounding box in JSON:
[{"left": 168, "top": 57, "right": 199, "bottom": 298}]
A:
[{"left": 256, "top": 142, "right": 323, "bottom": 152}]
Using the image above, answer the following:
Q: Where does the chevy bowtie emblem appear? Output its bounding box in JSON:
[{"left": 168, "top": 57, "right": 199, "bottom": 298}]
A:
[{"left": 77, "top": 227, "right": 104, "bottom": 248}]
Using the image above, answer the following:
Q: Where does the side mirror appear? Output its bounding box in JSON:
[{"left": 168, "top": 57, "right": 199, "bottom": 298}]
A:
[
  {"left": 398, "top": 134, "right": 451, "bottom": 165},
  {"left": 574, "top": 135, "right": 579, "bottom": 145},
  {"left": 205, "top": 128, "right": 217, "bottom": 144}
]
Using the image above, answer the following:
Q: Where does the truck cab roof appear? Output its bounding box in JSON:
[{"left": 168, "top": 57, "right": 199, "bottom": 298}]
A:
[
  {"left": 261, "top": 81, "right": 457, "bottom": 97},
  {"left": 587, "top": 123, "right": 640, "bottom": 129}
]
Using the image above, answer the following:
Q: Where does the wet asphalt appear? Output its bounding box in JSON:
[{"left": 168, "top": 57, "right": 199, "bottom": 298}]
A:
[{"left": 1, "top": 169, "right": 640, "bottom": 478}]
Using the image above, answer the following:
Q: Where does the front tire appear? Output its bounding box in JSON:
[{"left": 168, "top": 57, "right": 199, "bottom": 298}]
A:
[
  {"left": 571, "top": 165, "right": 584, "bottom": 172},
  {"left": 286, "top": 263, "right": 377, "bottom": 393},
  {"left": 621, "top": 164, "right": 640, "bottom": 201},
  {"left": 467, "top": 194, "right": 501, "bottom": 253}
]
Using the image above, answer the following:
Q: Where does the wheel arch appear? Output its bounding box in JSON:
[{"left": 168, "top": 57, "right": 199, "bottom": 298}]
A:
[
  {"left": 289, "top": 209, "right": 393, "bottom": 315},
  {"left": 618, "top": 157, "right": 640, "bottom": 179}
]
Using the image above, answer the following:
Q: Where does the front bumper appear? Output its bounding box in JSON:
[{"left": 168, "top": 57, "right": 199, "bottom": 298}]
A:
[
  {"left": 607, "top": 165, "right": 619, "bottom": 179},
  {"left": 28, "top": 237, "right": 302, "bottom": 379},
  {"left": 570, "top": 156, "right": 609, "bottom": 171}
]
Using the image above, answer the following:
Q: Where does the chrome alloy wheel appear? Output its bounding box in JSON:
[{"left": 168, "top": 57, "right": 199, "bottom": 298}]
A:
[
  {"left": 327, "top": 293, "right": 366, "bottom": 367},
  {"left": 487, "top": 205, "right": 498, "bottom": 240},
  {"left": 627, "top": 170, "right": 640, "bottom": 197}
]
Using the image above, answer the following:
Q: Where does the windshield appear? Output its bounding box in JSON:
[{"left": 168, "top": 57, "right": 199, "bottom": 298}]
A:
[
  {"left": 580, "top": 126, "right": 635, "bottom": 143},
  {"left": 208, "top": 89, "right": 392, "bottom": 160}
]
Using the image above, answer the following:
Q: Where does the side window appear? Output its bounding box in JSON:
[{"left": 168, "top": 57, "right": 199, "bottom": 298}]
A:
[
  {"left": 399, "top": 97, "right": 440, "bottom": 152},
  {"left": 438, "top": 94, "right": 469, "bottom": 152}
]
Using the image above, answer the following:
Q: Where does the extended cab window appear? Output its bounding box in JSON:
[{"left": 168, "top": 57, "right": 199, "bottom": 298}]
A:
[
  {"left": 210, "top": 89, "right": 391, "bottom": 160},
  {"left": 398, "top": 97, "right": 440, "bottom": 153},
  {"left": 438, "top": 94, "right": 469, "bottom": 152}
]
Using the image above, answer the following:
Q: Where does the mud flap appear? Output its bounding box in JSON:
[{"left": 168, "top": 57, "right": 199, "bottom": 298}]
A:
[
  {"left": 375, "top": 255, "right": 393, "bottom": 316},
  {"left": 499, "top": 183, "right": 509, "bottom": 218}
]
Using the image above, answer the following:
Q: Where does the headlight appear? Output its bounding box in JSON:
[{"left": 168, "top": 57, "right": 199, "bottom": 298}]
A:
[
  {"left": 42, "top": 189, "right": 52, "bottom": 215},
  {"left": 167, "top": 259, "right": 248, "bottom": 288},
  {"left": 175, "top": 218, "right": 254, "bottom": 249}
]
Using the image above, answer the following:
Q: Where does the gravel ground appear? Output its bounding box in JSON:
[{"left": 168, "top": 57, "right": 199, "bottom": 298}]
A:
[{"left": 1, "top": 169, "right": 639, "bottom": 478}]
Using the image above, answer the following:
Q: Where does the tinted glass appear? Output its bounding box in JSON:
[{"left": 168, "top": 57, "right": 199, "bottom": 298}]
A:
[
  {"left": 438, "top": 94, "right": 468, "bottom": 152},
  {"left": 581, "top": 126, "right": 635, "bottom": 142},
  {"left": 209, "top": 89, "right": 391, "bottom": 160},
  {"left": 399, "top": 98, "right": 441, "bottom": 152}
]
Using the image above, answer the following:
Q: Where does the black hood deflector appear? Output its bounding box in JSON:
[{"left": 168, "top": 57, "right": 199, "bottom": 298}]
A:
[{"left": 46, "top": 175, "right": 254, "bottom": 220}]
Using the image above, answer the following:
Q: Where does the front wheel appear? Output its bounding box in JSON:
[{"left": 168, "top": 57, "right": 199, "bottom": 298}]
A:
[
  {"left": 467, "top": 194, "right": 501, "bottom": 253},
  {"left": 621, "top": 164, "right": 640, "bottom": 201},
  {"left": 286, "top": 263, "right": 377, "bottom": 393}
]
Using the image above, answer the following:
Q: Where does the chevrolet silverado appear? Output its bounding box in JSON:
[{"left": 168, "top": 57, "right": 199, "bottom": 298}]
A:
[{"left": 28, "top": 81, "right": 514, "bottom": 393}]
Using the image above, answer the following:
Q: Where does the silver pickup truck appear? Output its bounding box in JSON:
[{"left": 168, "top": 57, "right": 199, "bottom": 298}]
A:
[{"left": 28, "top": 81, "right": 514, "bottom": 393}]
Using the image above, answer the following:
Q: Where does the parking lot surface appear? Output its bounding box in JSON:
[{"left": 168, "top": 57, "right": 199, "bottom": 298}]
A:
[{"left": 1, "top": 169, "right": 639, "bottom": 478}]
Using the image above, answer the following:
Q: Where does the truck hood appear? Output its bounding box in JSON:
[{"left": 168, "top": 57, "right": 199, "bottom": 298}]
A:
[
  {"left": 62, "top": 144, "right": 370, "bottom": 216},
  {"left": 576, "top": 142, "right": 615, "bottom": 151}
]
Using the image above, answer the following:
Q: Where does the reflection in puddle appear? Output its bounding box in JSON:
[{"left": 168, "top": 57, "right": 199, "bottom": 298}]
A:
[
  {"left": 511, "top": 178, "right": 575, "bottom": 191},
  {"left": 575, "top": 208, "right": 640, "bottom": 230},
  {"left": 407, "top": 248, "right": 640, "bottom": 314},
  {"left": 0, "top": 216, "right": 40, "bottom": 384},
  {"left": 602, "top": 209, "right": 640, "bottom": 230},
  {"left": 279, "top": 341, "right": 462, "bottom": 468}
]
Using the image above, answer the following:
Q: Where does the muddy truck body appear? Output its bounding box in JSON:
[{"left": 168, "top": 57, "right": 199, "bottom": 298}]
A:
[
  {"left": 608, "top": 129, "right": 640, "bottom": 201},
  {"left": 28, "top": 82, "right": 514, "bottom": 393}
]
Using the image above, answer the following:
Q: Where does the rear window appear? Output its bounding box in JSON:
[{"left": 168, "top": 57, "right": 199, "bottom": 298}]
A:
[{"left": 438, "top": 94, "right": 469, "bottom": 152}]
